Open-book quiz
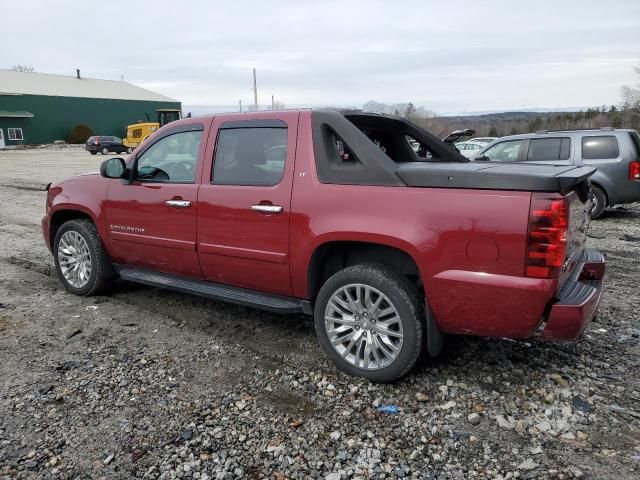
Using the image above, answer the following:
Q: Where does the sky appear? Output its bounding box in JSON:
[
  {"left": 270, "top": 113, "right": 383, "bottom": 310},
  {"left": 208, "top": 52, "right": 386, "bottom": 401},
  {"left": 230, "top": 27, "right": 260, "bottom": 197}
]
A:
[{"left": 2, "top": 0, "right": 639, "bottom": 115}]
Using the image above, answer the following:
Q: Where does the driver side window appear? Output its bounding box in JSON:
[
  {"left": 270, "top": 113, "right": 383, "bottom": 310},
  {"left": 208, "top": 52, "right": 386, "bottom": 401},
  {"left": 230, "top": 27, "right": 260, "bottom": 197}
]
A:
[
  {"left": 136, "top": 130, "right": 202, "bottom": 183},
  {"left": 483, "top": 140, "right": 524, "bottom": 162}
]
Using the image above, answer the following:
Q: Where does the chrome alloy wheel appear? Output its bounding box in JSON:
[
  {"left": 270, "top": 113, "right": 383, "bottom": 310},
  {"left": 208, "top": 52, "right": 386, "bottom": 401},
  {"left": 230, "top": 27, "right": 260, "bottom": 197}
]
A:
[
  {"left": 324, "top": 283, "right": 404, "bottom": 370},
  {"left": 57, "top": 231, "right": 92, "bottom": 288}
]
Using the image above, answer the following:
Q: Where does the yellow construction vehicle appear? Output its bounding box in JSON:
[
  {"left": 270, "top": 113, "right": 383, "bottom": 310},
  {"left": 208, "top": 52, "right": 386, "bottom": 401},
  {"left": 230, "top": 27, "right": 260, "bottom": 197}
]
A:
[{"left": 123, "top": 109, "right": 181, "bottom": 150}]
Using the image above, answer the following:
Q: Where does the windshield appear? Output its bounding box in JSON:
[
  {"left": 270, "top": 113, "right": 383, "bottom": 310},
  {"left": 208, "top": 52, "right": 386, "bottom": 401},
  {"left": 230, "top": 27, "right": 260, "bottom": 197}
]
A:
[{"left": 157, "top": 111, "right": 181, "bottom": 127}]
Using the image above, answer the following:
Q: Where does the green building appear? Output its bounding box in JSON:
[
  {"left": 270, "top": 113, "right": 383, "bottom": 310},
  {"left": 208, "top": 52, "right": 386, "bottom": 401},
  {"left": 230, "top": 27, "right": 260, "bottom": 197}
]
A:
[{"left": 0, "top": 69, "right": 181, "bottom": 147}]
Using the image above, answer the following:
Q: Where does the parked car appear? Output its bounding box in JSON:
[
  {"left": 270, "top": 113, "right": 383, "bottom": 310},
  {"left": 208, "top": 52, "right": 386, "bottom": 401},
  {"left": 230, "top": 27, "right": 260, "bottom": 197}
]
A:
[
  {"left": 472, "top": 128, "right": 640, "bottom": 218},
  {"left": 85, "top": 136, "right": 132, "bottom": 156},
  {"left": 43, "top": 110, "right": 605, "bottom": 382},
  {"left": 455, "top": 141, "right": 486, "bottom": 158}
]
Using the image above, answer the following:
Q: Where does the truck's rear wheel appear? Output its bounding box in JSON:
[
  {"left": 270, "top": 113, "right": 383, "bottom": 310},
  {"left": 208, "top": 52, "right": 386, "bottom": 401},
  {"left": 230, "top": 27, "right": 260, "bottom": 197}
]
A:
[
  {"left": 314, "top": 264, "right": 423, "bottom": 383},
  {"left": 53, "top": 219, "right": 114, "bottom": 296}
]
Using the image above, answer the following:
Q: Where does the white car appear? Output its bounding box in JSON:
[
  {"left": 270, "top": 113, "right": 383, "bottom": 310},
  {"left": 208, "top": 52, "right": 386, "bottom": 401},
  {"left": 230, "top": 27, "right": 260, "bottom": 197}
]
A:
[{"left": 455, "top": 141, "right": 486, "bottom": 158}]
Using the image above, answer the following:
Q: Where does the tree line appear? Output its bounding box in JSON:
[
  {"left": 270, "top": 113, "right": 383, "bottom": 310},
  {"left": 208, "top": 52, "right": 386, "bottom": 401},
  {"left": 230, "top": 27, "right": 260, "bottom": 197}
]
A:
[{"left": 364, "top": 66, "right": 640, "bottom": 138}]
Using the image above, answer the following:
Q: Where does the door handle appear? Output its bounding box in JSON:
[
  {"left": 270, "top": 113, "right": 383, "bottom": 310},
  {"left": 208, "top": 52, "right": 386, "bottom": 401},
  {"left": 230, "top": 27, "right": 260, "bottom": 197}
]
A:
[
  {"left": 251, "top": 204, "right": 283, "bottom": 214},
  {"left": 165, "top": 199, "right": 191, "bottom": 208}
]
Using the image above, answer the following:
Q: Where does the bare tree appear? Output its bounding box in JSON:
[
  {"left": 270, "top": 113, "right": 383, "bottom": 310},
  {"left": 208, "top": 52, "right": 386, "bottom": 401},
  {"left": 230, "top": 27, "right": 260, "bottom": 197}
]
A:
[
  {"left": 620, "top": 66, "right": 640, "bottom": 130},
  {"left": 621, "top": 66, "right": 640, "bottom": 107}
]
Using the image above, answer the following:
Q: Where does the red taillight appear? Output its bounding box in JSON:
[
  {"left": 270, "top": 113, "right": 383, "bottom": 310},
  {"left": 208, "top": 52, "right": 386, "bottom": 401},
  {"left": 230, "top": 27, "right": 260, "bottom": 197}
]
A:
[
  {"left": 630, "top": 161, "right": 640, "bottom": 180},
  {"left": 526, "top": 196, "right": 569, "bottom": 278}
]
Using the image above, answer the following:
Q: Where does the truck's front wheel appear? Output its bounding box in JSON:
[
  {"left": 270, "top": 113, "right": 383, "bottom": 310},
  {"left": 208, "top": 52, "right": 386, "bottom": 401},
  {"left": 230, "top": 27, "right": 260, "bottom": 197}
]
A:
[
  {"left": 314, "top": 264, "right": 423, "bottom": 383},
  {"left": 53, "top": 219, "right": 114, "bottom": 296}
]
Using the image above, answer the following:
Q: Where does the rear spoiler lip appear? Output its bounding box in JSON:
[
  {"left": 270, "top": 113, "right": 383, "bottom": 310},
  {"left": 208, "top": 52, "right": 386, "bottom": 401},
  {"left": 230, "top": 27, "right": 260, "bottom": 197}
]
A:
[{"left": 557, "top": 166, "right": 596, "bottom": 192}]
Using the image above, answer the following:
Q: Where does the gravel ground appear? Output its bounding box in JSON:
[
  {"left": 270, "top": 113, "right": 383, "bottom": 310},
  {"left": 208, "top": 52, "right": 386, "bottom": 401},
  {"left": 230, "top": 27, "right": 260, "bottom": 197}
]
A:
[{"left": 0, "top": 150, "right": 639, "bottom": 479}]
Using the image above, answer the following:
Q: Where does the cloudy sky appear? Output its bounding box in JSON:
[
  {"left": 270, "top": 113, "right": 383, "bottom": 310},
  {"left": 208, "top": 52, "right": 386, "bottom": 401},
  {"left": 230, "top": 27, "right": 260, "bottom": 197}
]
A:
[{"left": 2, "top": 0, "right": 639, "bottom": 114}]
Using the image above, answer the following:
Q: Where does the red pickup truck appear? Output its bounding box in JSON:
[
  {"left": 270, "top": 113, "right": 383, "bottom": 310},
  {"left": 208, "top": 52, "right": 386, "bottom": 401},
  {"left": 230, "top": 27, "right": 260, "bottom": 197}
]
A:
[{"left": 42, "top": 110, "right": 605, "bottom": 382}]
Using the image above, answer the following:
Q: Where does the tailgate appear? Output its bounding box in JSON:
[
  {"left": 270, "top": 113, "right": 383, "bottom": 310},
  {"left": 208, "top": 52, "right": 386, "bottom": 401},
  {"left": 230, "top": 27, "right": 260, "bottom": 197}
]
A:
[{"left": 558, "top": 181, "right": 592, "bottom": 287}]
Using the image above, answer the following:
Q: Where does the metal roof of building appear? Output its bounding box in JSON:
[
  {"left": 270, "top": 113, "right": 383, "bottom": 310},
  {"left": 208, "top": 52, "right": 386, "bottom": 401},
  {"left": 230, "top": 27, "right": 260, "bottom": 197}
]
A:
[
  {"left": 0, "top": 110, "right": 34, "bottom": 118},
  {"left": 0, "top": 70, "right": 178, "bottom": 102}
]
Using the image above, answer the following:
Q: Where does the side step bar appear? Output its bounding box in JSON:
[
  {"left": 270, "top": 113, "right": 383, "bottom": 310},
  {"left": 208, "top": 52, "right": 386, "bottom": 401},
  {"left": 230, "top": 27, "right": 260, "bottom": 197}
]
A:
[{"left": 115, "top": 266, "right": 312, "bottom": 315}]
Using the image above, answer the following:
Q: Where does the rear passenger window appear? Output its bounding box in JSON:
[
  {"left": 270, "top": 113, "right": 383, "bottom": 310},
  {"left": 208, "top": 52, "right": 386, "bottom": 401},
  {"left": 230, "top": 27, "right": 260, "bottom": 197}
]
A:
[
  {"left": 527, "top": 138, "right": 570, "bottom": 161},
  {"left": 405, "top": 134, "right": 430, "bottom": 158},
  {"left": 582, "top": 136, "right": 619, "bottom": 159},
  {"left": 213, "top": 127, "right": 287, "bottom": 186}
]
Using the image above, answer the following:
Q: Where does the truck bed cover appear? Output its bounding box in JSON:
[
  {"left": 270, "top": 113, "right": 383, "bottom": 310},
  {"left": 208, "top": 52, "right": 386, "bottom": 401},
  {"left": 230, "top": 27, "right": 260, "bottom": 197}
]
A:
[{"left": 396, "top": 162, "right": 596, "bottom": 192}]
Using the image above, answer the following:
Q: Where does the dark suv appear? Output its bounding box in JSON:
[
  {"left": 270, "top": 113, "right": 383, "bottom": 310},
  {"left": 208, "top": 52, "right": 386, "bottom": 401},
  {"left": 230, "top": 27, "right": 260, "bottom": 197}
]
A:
[{"left": 85, "top": 136, "right": 132, "bottom": 156}]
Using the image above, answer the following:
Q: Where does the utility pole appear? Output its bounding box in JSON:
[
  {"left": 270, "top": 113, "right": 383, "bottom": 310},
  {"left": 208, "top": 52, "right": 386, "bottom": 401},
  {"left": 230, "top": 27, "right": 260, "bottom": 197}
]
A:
[
  {"left": 252, "top": 68, "right": 258, "bottom": 111},
  {"left": 239, "top": 99, "right": 242, "bottom": 112},
  {"left": 271, "top": 95, "right": 274, "bottom": 110}
]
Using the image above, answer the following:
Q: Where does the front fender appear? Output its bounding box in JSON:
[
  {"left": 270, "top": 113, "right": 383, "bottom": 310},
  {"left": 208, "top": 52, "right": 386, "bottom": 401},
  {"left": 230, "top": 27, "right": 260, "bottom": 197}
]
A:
[{"left": 45, "top": 175, "right": 110, "bottom": 253}]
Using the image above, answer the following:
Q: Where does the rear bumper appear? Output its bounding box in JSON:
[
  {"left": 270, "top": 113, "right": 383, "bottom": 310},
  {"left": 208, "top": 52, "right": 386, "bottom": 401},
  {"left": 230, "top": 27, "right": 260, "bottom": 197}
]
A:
[
  {"left": 539, "top": 249, "right": 605, "bottom": 340},
  {"left": 608, "top": 179, "right": 640, "bottom": 205}
]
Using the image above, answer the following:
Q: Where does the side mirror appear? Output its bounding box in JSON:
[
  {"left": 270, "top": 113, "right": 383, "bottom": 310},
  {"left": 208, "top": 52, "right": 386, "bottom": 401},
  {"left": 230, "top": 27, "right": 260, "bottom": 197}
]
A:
[
  {"left": 474, "top": 155, "right": 490, "bottom": 162},
  {"left": 100, "top": 157, "right": 126, "bottom": 178}
]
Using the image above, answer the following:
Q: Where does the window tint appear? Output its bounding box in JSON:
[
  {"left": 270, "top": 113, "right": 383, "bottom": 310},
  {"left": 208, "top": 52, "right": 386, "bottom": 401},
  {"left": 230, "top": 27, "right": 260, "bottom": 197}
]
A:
[
  {"left": 527, "top": 138, "right": 570, "bottom": 161},
  {"left": 582, "top": 136, "right": 619, "bottom": 159},
  {"left": 136, "top": 130, "right": 202, "bottom": 182},
  {"left": 483, "top": 140, "right": 524, "bottom": 162},
  {"left": 213, "top": 127, "right": 287, "bottom": 186}
]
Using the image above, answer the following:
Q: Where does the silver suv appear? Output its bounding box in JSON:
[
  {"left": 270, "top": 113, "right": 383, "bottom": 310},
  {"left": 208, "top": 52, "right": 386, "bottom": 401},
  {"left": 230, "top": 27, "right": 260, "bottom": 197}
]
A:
[{"left": 473, "top": 128, "right": 640, "bottom": 218}]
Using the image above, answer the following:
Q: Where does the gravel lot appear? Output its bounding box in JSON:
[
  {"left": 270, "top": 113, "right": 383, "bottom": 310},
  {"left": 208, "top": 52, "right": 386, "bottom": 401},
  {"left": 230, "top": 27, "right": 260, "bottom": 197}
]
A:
[{"left": 0, "top": 148, "right": 639, "bottom": 479}]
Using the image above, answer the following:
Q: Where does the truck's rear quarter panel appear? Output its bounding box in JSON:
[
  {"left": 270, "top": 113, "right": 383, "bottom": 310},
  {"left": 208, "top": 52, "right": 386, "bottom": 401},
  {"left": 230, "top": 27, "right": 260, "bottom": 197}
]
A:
[{"left": 291, "top": 112, "right": 552, "bottom": 338}]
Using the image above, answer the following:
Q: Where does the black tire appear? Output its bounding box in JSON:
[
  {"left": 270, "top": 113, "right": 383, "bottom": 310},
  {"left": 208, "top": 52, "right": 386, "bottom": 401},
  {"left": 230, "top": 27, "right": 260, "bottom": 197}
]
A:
[
  {"left": 53, "top": 219, "right": 114, "bottom": 296},
  {"left": 591, "top": 186, "right": 607, "bottom": 219},
  {"left": 314, "top": 264, "right": 424, "bottom": 383},
  {"left": 126, "top": 147, "right": 133, "bottom": 154},
  {"left": 90, "top": 151, "right": 97, "bottom": 155},
  {"left": 101, "top": 147, "right": 109, "bottom": 155}
]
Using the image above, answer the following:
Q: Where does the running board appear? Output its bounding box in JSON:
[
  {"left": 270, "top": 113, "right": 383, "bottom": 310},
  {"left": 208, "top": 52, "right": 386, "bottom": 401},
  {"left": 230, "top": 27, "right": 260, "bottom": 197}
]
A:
[{"left": 114, "top": 266, "right": 311, "bottom": 314}]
